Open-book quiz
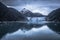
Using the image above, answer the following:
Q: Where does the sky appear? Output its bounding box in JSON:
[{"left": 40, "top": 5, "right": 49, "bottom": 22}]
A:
[{"left": 1, "top": 0, "right": 60, "bottom": 15}]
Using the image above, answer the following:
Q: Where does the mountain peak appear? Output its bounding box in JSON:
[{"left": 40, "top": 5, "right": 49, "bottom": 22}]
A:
[{"left": 21, "top": 8, "right": 32, "bottom": 14}]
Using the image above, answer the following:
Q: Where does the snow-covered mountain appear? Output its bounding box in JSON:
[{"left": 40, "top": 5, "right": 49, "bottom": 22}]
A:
[{"left": 20, "top": 8, "right": 46, "bottom": 17}]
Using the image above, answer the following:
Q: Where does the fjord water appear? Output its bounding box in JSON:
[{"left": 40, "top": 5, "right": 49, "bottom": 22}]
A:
[{"left": 1, "top": 17, "right": 60, "bottom": 40}]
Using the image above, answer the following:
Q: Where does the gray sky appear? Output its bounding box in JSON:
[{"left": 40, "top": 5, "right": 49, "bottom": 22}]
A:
[
  {"left": 1, "top": 0, "right": 60, "bottom": 6},
  {"left": 1, "top": 0, "right": 60, "bottom": 15}
]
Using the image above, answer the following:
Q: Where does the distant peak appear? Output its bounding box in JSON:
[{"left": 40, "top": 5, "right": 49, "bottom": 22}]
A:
[
  {"left": 21, "top": 8, "right": 30, "bottom": 11},
  {"left": 21, "top": 8, "right": 32, "bottom": 13}
]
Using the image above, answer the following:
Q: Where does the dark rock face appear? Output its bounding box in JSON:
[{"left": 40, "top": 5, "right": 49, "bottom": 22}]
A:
[
  {"left": 0, "top": 2, "right": 28, "bottom": 39},
  {"left": 46, "top": 8, "right": 60, "bottom": 34},
  {"left": 32, "top": 13, "right": 46, "bottom": 17},
  {"left": 46, "top": 8, "right": 60, "bottom": 22},
  {"left": 8, "top": 8, "right": 27, "bottom": 21},
  {"left": 0, "top": 2, "right": 9, "bottom": 21},
  {"left": 0, "top": 2, "right": 27, "bottom": 21},
  {"left": 21, "top": 8, "right": 45, "bottom": 17}
]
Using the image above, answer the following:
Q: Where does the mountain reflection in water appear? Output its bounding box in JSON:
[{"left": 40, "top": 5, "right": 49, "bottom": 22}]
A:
[
  {"left": 1, "top": 17, "right": 60, "bottom": 40},
  {"left": 1, "top": 25, "right": 60, "bottom": 40}
]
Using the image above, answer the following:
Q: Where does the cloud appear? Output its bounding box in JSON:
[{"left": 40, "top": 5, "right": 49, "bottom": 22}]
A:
[
  {"left": 1, "top": 0, "right": 60, "bottom": 15},
  {"left": 1, "top": 0, "right": 60, "bottom": 6}
]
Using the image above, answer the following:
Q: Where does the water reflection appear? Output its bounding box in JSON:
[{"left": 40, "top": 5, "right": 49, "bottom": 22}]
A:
[
  {"left": 47, "top": 23, "right": 60, "bottom": 34},
  {"left": 27, "top": 17, "right": 60, "bottom": 33},
  {"left": 1, "top": 17, "right": 60, "bottom": 40},
  {"left": 1, "top": 25, "right": 60, "bottom": 40}
]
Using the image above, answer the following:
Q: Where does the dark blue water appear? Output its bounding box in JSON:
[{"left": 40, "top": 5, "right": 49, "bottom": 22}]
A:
[{"left": 1, "top": 17, "right": 60, "bottom": 40}]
